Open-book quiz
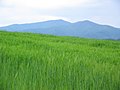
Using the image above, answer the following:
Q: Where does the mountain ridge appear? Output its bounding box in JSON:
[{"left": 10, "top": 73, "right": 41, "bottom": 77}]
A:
[{"left": 0, "top": 19, "right": 120, "bottom": 40}]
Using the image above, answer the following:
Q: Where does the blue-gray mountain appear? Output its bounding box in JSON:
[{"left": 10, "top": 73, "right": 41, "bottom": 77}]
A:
[{"left": 0, "top": 20, "right": 120, "bottom": 40}]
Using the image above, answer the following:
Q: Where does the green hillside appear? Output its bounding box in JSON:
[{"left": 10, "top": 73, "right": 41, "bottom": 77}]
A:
[{"left": 0, "top": 31, "right": 120, "bottom": 90}]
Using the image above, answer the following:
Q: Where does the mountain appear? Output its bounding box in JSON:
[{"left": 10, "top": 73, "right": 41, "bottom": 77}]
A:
[
  {"left": 0, "top": 19, "right": 120, "bottom": 40},
  {"left": 0, "top": 20, "right": 71, "bottom": 31}
]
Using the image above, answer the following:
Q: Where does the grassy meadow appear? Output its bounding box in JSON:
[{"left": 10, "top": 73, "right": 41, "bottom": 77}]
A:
[{"left": 0, "top": 31, "right": 120, "bottom": 90}]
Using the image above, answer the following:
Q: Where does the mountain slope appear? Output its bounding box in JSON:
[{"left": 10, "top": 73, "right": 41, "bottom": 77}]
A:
[
  {"left": 0, "top": 20, "right": 120, "bottom": 39},
  {"left": 0, "top": 20, "right": 71, "bottom": 31}
]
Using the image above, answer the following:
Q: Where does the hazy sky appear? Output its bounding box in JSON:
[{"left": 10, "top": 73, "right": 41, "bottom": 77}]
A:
[{"left": 0, "top": 0, "right": 120, "bottom": 27}]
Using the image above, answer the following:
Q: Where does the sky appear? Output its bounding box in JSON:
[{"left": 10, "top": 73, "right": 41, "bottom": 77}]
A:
[{"left": 0, "top": 0, "right": 120, "bottom": 28}]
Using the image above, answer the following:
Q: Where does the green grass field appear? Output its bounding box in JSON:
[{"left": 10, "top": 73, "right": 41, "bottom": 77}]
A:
[{"left": 0, "top": 31, "right": 120, "bottom": 90}]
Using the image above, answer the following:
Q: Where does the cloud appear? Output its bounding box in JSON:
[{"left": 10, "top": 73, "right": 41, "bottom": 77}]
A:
[
  {"left": 0, "top": 0, "right": 94, "bottom": 26},
  {"left": 1, "top": 0, "right": 96, "bottom": 9},
  {"left": 0, "top": 14, "right": 69, "bottom": 25},
  {"left": 0, "top": 5, "right": 70, "bottom": 26},
  {"left": 0, "top": 0, "right": 120, "bottom": 27}
]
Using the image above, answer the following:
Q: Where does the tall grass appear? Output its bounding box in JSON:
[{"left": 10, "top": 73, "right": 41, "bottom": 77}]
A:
[{"left": 0, "top": 31, "right": 120, "bottom": 90}]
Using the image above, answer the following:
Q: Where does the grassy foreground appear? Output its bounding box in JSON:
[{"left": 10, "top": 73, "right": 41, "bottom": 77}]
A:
[{"left": 0, "top": 31, "right": 120, "bottom": 90}]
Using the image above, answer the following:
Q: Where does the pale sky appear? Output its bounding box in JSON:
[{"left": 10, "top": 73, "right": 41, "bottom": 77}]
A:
[{"left": 0, "top": 0, "right": 120, "bottom": 27}]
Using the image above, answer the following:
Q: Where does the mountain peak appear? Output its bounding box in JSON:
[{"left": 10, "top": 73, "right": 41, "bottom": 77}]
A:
[
  {"left": 54, "top": 19, "right": 66, "bottom": 21},
  {"left": 74, "top": 20, "right": 98, "bottom": 26},
  {"left": 82, "top": 20, "right": 94, "bottom": 23},
  {"left": 47, "top": 19, "right": 71, "bottom": 23},
  {"left": 75, "top": 20, "right": 95, "bottom": 24}
]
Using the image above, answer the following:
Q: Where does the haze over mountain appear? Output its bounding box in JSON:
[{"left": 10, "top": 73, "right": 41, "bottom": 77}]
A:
[{"left": 0, "top": 20, "right": 120, "bottom": 40}]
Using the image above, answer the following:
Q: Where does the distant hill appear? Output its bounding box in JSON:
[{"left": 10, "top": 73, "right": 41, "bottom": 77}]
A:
[{"left": 0, "top": 19, "right": 120, "bottom": 40}]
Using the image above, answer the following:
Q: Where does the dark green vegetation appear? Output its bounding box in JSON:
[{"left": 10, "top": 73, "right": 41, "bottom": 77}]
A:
[{"left": 0, "top": 31, "right": 120, "bottom": 90}]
